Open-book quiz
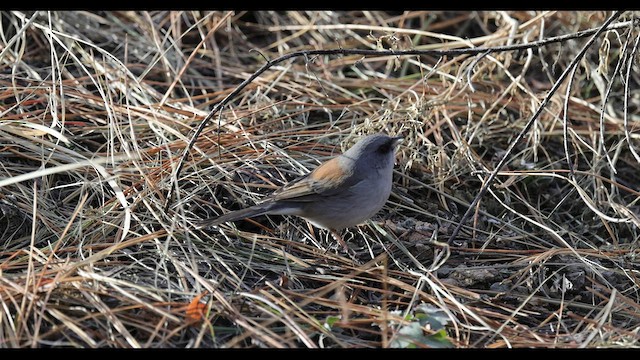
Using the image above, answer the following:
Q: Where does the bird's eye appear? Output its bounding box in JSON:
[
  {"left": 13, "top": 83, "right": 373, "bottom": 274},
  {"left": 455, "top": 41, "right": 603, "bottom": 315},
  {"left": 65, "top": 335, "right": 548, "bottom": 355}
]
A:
[{"left": 376, "top": 140, "right": 392, "bottom": 154}]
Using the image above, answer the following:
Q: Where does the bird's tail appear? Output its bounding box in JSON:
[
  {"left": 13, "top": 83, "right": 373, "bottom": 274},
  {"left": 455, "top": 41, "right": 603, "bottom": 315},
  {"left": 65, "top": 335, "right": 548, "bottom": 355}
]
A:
[{"left": 196, "top": 203, "right": 274, "bottom": 229}]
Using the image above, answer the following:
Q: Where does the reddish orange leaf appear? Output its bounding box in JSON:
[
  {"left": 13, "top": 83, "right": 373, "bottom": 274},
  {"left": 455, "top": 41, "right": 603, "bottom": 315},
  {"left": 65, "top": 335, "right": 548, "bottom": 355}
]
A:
[{"left": 185, "top": 291, "right": 208, "bottom": 323}]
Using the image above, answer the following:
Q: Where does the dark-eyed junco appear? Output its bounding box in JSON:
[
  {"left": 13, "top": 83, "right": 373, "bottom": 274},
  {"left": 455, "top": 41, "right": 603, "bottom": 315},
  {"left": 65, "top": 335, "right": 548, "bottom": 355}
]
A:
[{"left": 198, "top": 133, "right": 403, "bottom": 251}]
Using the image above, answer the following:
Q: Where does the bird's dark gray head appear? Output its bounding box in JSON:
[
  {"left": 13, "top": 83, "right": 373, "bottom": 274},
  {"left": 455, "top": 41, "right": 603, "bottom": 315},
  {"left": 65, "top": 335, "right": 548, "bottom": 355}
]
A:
[{"left": 342, "top": 133, "right": 402, "bottom": 172}]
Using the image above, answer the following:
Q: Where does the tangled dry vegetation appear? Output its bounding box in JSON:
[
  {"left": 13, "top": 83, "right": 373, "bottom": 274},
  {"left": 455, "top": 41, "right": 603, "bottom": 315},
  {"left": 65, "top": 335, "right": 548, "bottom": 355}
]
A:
[{"left": 0, "top": 11, "right": 639, "bottom": 348}]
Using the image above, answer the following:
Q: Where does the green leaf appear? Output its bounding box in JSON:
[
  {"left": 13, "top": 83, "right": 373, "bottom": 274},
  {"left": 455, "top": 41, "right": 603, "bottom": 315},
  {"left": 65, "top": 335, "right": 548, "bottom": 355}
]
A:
[
  {"left": 422, "top": 329, "right": 454, "bottom": 348},
  {"left": 390, "top": 322, "right": 424, "bottom": 348},
  {"left": 414, "top": 304, "right": 450, "bottom": 330},
  {"left": 324, "top": 315, "right": 341, "bottom": 329},
  {"left": 390, "top": 323, "right": 454, "bottom": 348}
]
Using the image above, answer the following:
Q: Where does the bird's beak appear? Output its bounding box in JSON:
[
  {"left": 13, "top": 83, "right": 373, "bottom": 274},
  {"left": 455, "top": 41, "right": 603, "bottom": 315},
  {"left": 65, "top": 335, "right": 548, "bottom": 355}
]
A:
[{"left": 391, "top": 136, "right": 403, "bottom": 148}]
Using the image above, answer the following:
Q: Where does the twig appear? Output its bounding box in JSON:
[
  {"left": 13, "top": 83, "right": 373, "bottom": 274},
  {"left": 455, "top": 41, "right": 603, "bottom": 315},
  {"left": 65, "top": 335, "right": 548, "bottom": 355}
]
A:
[
  {"left": 446, "top": 11, "right": 623, "bottom": 245},
  {"left": 163, "top": 16, "right": 636, "bottom": 211}
]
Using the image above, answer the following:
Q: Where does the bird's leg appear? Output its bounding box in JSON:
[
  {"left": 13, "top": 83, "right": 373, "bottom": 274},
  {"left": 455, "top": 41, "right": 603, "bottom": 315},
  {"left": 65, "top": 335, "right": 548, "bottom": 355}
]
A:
[{"left": 330, "top": 229, "right": 349, "bottom": 252}]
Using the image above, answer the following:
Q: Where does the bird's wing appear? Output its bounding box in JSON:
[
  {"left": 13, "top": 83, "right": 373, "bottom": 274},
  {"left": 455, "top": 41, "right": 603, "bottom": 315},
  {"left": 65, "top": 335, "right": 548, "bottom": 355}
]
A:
[{"left": 270, "top": 156, "right": 359, "bottom": 202}]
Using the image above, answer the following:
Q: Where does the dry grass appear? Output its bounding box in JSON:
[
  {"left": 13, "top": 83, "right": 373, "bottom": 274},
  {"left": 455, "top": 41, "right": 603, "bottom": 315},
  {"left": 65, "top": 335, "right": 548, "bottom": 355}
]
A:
[{"left": 1, "top": 10, "right": 639, "bottom": 348}]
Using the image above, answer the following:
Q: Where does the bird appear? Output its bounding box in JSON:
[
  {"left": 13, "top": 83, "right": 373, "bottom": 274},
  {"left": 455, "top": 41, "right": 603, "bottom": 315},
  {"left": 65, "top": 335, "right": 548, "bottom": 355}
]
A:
[{"left": 198, "top": 133, "right": 403, "bottom": 251}]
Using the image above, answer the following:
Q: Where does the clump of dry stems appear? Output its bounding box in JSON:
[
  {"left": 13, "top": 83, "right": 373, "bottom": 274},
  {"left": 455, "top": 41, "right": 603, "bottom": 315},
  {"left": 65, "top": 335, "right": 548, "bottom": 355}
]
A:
[{"left": 0, "top": 11, "right": 639, "bottom": 348}]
